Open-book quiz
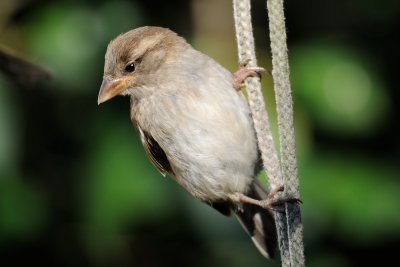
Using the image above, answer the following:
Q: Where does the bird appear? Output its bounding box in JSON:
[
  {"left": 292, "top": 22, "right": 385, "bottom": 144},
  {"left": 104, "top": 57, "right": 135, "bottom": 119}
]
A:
[{"left": 97, "top": 26, "right": 279, "bottom": 259}]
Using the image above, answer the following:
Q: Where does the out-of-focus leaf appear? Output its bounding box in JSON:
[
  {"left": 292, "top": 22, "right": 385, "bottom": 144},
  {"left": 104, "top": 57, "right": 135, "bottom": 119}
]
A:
[
  {"left": 291, "top": 43, "right": 389, "bottom": 136},
  {"left": 24, "top": 4, "right": 104, "bottom": 91},
  {"left": 0, "top": 75, "right": 19, "bottom": 172},
  {"left": 24, "top": 2, "right": 142, "bottom": 92},
  {"left": 300, "top": 152, "right": 400, "bottom": 243},
  {"left": 0, "top": 177, "right": 47, "bottom": 241},
  {"left": 0, "top": 47, "right": 51, "bottom": 86},
  {"left": 82, "top": 112, "right": 173, "bottom": 232},
  {"left": 96, "top": 1, "right": 142, "bottom": 42}
]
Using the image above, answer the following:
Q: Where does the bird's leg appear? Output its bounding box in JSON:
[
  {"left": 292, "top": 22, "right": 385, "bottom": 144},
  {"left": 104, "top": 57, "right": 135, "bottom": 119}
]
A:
[
  {"left": 232, "top": 60, "right": 266, "bottom": 91},
  {"left": 230, "top": 185, "right": 301, "bottom": 212}
]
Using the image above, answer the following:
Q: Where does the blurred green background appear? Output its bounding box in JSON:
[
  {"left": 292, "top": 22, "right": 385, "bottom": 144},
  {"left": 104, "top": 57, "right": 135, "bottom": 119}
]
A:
[{"left": 0, "top": 0, "right": 399, "bottom": 266}]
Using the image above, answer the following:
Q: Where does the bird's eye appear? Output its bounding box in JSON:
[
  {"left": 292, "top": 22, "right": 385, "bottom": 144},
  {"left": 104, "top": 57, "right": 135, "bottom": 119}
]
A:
[{"left": 125, "top": 62, "right": 136, "bottom": 72}]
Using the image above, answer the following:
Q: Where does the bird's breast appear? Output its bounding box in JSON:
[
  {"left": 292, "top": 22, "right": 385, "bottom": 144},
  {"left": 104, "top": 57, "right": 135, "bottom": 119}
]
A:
[{"left": 131, "top": 74, "right": 258, "bottom": 201}]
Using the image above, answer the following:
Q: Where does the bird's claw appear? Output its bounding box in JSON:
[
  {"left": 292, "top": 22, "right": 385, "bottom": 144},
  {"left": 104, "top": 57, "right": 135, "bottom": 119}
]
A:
[
  {"left": 260, "top": 185, "right": 302, "bottom": 212},
  {"left": 232, "top": 61, "right": 266, "bottom": 91}
]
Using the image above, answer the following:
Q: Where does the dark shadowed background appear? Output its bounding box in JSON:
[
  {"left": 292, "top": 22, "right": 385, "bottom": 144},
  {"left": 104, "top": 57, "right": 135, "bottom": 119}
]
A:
[{"left": 0, "top": 0, "right": 399, "bottom": 266}]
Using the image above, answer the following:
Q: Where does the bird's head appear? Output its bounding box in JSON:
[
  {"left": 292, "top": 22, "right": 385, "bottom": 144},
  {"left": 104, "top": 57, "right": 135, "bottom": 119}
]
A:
[{"left": 97, "top": 26, "right": 186, "bottom": 105}]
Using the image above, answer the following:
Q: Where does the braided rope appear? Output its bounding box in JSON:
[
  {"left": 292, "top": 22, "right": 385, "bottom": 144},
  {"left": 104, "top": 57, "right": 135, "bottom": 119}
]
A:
[
  {"left": 232, "top": 0, "right": 289, "bottom": 264},
  {"left": 232, "top": 0, "right": 282, "bottom": 192},
  {"left": 267, "top": 0, "right": 305, "bottom": 265},
  {"left": 232, "top": 0, "right": 305, "bottom": 266}
]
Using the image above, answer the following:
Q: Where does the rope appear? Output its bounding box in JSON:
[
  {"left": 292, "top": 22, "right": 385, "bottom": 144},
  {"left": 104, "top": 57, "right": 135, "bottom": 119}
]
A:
[
  {"left": 232, "top": 0, "right": 305, "bottom": 266},
  {"left": 232, "top": 0, "right": 282, "bottom": 193},
  {"left": 267, "top": 0, "right": 305, "bottom": 265}
]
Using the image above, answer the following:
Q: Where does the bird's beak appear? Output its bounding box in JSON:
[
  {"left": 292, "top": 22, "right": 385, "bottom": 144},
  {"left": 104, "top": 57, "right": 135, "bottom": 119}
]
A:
[{"left": 97, "top": 76, "right": 133, "bottom": 105}]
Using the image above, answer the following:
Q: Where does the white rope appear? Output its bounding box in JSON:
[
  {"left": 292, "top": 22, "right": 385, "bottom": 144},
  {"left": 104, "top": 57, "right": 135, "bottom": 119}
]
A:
[
  {"left": 267, "top": 0, "right": 305, "bottom": 265},
  {"left": 232, "top": 0, "right": 305, "bottom": 266},
  {"left": 232, "top": 0, "right": 282, "bottom": 193}
]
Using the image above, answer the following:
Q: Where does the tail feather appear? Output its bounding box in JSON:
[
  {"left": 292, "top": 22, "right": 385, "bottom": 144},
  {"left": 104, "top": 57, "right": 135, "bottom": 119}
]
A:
[{"left": 233, "top": 181, "right": 277, "bottom": 258}]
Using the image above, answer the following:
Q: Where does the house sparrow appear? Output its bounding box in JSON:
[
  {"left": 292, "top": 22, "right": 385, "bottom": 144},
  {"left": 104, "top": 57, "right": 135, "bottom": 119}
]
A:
[{"left": 97, "top": 26, "right": 277, "bottom": 258}]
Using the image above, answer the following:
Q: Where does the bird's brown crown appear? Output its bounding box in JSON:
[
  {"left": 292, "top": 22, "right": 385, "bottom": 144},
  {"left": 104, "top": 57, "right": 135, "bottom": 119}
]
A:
[{"left": 104, "top": 26, "right": 186, "bottom": 77}]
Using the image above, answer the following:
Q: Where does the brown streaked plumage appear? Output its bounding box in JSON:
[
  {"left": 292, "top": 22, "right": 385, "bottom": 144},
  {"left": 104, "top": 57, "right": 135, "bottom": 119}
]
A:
[{"left": 98, "top": 26, "right": 277, "bottom": 259}]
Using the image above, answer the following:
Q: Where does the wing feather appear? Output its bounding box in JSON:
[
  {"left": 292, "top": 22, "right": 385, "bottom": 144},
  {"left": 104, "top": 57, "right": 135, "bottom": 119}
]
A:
[{"left": 135, "top": 123, "right": 174, "bottom": 177}]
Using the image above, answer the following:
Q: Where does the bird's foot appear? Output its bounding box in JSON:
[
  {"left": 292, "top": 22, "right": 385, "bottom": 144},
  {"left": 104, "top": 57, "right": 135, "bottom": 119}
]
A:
[
  {"left": 232, "top": 60, "right": 266, "bottom": 91},
  {"left": 231, "top": 185, "right": 301, "bottom": 213},
  {"left": 261, "top": 185, "right": 302, "bottom": 212}
]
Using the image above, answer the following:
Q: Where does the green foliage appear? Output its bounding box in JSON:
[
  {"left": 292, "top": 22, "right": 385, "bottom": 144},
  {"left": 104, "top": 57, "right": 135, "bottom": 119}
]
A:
[
  {"left": 0, "top": 177, "right": 47, "bottom": 241},
  {"left": 25, "top": 1, "right": 142, "bottom": 91},
  {"left": 300, "top": 152, "right": 400, "bottom": 243},
  {"left": 0, "top": 75, "right": 19, "bottom": 172},
  {"left": 291, "top": 43, "right": 388, "bottom": 136},
  {"left": 82, "top": 114, "right": 173, "bottom": 232}
]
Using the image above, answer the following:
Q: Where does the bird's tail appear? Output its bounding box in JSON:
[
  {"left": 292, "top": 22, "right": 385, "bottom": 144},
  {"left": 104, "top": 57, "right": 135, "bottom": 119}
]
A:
[{"left": 232, "top": 180, "right": 277, "bottom": 259}]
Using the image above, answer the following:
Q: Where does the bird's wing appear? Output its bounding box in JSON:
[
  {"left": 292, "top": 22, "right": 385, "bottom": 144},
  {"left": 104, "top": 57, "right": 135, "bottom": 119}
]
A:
[
  {"left": 136, "top": 123, "right": 175, "bottom": 177},
  {"left": 130, "top": 97, "right": 175, "bottom": 178}
]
